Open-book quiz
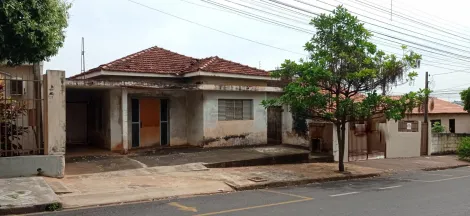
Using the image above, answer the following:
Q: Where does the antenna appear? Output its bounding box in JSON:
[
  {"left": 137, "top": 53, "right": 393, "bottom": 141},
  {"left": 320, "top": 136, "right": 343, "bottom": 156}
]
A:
[{"left": 80, "top": 37, "right": 86, "bottom": 73}]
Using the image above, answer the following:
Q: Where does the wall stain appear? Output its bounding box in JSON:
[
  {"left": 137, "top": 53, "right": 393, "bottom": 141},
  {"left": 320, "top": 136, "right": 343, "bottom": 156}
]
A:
[{"left": 202, "top": 133, "right": 251, "bottom": 146}]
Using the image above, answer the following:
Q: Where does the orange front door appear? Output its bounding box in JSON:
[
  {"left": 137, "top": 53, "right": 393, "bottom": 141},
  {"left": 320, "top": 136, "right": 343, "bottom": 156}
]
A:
[{"left": 139, "top": 99, "right": 161, "bottom": 147}]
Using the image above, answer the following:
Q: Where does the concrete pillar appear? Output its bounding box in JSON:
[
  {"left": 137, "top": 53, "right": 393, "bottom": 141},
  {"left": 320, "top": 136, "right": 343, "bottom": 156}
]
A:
[
  {"left": 121, "top": 88, "right": 129, "bottom": 153},
  {"left": 43, "top": 70, "right": 66, "bottom": 155}
]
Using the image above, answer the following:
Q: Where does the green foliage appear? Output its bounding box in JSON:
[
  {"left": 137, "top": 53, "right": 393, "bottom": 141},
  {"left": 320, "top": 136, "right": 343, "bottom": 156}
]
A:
[
  {"left": 45, "top": 202, "right": 62, "bottom": 211},
  {"left": 262, "top": 6, "right": 425, "bottom": 171},
  {"left": 0, "top": 83, "right": 29, "bottom": 156},
  {"left": 431, "top": 122, "right": 445, "bottom": 133},
  {"left": 457, "top": 137, "right": 470, "bottom": 160},
  {"left": 460, "top": 87, "right": 470, "bottom": 112},
  {"left": 0, "top": 0, "right": 70, "bottom": 65}
]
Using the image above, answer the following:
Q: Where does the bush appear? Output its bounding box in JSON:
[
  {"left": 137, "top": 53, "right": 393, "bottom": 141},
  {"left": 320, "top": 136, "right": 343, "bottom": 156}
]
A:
[
  {"left": 431, "top": 122, "right": 445, "bottom": 133},
  {"left": 457, "top": 137, "right": 470, "bottom": 160}
]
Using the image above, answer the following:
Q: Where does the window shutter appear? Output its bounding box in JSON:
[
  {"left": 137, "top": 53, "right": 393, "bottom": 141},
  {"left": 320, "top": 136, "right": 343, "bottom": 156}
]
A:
[
  {"left": 242, "top": 100, "right": 253, "bottom": 120},
  {"left": 218, "top": 99, "right": 226, "bottom": 121},
  {"left": 225, "top": 100, "right": 234, "bottom": 120},
  {"left": 234, "top": 100, "right": 243, "bottom": 120}
]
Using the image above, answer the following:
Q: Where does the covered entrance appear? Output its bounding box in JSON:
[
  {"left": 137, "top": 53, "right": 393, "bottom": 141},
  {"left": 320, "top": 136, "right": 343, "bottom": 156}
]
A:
[{"left": 130, "top": 98, "right": 169, "bottom": 148}]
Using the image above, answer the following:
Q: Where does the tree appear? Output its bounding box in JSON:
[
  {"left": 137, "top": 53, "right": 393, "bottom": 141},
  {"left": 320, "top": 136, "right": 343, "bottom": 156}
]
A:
[
  {"left": 0, "top": 0, "right": 70, "bottom": 66},
  {"left": 262, "top": 6, "right": 425, "bottom": 172},
  {"left": 460, "top": 88, "right": 470, "bottom": 112},
  {"left": 0, "top": 0, "right": 69, "bottom": 155}
]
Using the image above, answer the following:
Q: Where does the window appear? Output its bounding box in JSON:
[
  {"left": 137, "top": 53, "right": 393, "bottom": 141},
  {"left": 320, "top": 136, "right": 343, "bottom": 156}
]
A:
[
  {"left": 398, "top": 120, "right": 419, "bottom": 132},
  {"left": 218, "top": 99, "right": 253, "bottom": 121},
  {"left": 10, "top": 80, "right": 23, "bottom": 95},
  {"left": 449, "top": 119, "right": 455, "bottom": 133},
  {"left": 430, "top": 119, "right": 441, "bottom": 127}
]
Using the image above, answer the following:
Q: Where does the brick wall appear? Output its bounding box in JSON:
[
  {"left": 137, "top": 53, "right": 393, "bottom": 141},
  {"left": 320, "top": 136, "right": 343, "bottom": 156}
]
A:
[{"left": 431, "top": 133, "right": 470, "bottom": 155}]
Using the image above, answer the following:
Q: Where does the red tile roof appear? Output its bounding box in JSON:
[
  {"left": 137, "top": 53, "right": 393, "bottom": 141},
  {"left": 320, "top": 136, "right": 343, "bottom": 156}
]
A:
[
  {"left": 412, "top": 97, "right": 466, "bottom": 114},
  {"left": 69, "top": 46, "right": 269, "bottom": 79}
]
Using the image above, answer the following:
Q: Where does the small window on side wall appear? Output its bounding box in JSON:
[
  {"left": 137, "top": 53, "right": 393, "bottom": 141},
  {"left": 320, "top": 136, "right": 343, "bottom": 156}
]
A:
[
  {"left": 398, "top": 120, "right": 419, "bottom": 132},
  {"left": 218, "top": 99, "right": 253, "bottom": 121}
]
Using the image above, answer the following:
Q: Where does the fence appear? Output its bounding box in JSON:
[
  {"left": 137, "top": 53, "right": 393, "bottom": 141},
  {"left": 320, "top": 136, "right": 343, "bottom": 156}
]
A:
[
  {"left": 0, "top": 64, "right": 43, "bottom": 157},
  {"left": 431, "top": 133, "right": 469, "bottom": 155}
]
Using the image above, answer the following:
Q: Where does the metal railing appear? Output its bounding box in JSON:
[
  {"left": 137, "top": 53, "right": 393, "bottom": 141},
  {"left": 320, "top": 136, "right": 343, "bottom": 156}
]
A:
[{"left": 0, "top": 65, "right": 43, "bottom": 157}]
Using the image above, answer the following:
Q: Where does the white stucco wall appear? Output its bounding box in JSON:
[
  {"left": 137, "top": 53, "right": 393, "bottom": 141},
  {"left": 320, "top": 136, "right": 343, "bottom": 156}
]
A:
[
  {"left": 201, "top": 91, "right": 268, "bottom": 147},
  {"left": 187, "top": 91, "right": 204, "bottom": 146},
  {"left": 109, "top": 89, "right": 123, "bottom": 151},
  {"left": 384, "top": 120, "right": 422, "bottom": 158},
  {"left": 333, "top": 123, "right": 349, "bottom": 162}
]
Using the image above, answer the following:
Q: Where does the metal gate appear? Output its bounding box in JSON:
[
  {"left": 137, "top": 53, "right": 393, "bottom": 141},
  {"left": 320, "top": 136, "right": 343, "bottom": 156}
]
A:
[{"left": 0, "top": 64, "right": 43, "bottom": 157}]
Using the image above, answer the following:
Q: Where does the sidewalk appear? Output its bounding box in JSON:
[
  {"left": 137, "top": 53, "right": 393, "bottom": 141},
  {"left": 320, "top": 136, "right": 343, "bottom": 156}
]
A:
[
  {"left": 4, "top": 155, "right": 469, "bottom": 213},
  {"left": 44, "top": 162, "right": 380, "bottom": 209},
  {"left": 349, "top": 155, "right": 469, "bottom": 172}
]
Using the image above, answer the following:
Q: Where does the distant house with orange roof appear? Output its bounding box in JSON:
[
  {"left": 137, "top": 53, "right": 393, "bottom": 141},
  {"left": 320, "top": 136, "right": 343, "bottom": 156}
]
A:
[{"left": 405, "top": 97, "right": 469, "bottom": 133}]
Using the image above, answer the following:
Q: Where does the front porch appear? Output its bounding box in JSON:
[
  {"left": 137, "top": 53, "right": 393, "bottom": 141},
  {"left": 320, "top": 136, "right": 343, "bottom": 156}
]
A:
[{"left": 65, "top": 79, "right": 295, "bottom": 156}]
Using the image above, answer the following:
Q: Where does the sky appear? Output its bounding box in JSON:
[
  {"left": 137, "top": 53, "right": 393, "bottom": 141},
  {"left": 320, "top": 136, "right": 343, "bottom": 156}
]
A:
[{"left": 45, "top": 0, "right": 470, "bottom": 101}]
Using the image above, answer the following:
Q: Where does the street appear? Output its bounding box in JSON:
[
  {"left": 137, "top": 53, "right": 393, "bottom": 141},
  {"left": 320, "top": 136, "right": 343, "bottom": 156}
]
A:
[{"left": 33, "top": 166, "right": 470, "bottom": 216}]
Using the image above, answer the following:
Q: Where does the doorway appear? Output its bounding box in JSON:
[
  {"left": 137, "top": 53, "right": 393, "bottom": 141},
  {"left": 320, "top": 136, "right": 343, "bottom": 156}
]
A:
[
  {"left": 131, "top": 98, "right": 169, "bottom": 148},
  {"left": 267, "top": 106, "right": 282, "bottom": 145}
]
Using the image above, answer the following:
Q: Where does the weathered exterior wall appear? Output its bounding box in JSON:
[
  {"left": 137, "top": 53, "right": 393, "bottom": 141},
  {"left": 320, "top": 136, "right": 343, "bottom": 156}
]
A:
[
  {"left": 384, "top": 120, "right": 422, "bottom": 158},
  {"left": 431, "top": 133, "right": 469, "bottom": 154},
  {"left": 202, "top": 91, "right": 268, "bottom": 147},
  {"left": 109, "top": 89, "right": 123, "bottom": 151},
  {"left": 406, "top": 113, "right": 470, "bottom": 133},
  {"left": 0, "top": 155, "right": 65, "bottom": 178},
  {"left": 281, "top": 107, "right": 310, "bottom": 147},
  {"left": 187, "top": 91, "right": 204, "bottom": 146},
  {"left": 44, "top": 70, "right": 66, "bottom": 155},
  {"left": 190, "top": 77, "right": 268, "bottom": 86},
  {"left": 125, "top": 89, "right": 188, "bottom": 147}
]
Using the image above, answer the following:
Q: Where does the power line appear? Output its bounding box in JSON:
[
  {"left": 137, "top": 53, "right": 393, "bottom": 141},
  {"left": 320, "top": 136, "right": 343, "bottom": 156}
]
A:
[
  {"left": 126, "top": 0, "right": 307, "bottom": 57},
  {"left": 294, "top": 0, "right": 470, "bottom": 56},
  {"left": 197, "top": 0, "right": 470, "bottom": 68}
]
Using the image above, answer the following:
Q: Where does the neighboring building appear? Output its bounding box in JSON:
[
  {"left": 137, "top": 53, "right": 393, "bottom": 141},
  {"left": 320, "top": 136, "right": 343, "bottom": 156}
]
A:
[
  {"left": 406, "top": 98, "right": 469, "bottom": 133},
  {"left": 0, "top": 63, "right": 43, "bottom": 156},
  {"left": 66, "top": 46, "right": 307, "bottom": 154}
]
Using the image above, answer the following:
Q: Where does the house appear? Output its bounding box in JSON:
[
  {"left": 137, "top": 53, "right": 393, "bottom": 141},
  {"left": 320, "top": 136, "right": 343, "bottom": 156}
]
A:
[
  {"left": 65, "top": 46, "right": 307, "bottom": 154},
  {"left": 405, "top": 98, "right": 469, "bottom": 133}
]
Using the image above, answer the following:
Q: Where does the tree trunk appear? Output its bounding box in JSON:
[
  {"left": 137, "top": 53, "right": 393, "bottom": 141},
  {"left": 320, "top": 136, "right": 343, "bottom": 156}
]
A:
[{"left": 336, "top": 122, "right": 346, "bottom": 172}]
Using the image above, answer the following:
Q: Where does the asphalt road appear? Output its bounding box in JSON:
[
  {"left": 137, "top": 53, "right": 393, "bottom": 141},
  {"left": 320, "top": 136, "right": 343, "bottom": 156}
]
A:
[{"left": 33, "top": 166, "right": 470, "bottom": 216}]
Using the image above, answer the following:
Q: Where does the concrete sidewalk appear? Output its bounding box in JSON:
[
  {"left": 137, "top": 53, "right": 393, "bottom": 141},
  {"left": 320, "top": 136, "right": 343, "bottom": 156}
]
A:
[
  {"left": 6, "top": 155, "right": 467, "bottom": 213},
  {"left": 349, "top": 155, "right": 469, "bottom": 172},
  {"left": 44, "top": 162, "right": 380, "bottom": 209},
  {"left": 0, "top": 177, "right": 60, "bottom": 215},
  {"left": 65, "top": 146, "right": 310, "bottom": 175}
]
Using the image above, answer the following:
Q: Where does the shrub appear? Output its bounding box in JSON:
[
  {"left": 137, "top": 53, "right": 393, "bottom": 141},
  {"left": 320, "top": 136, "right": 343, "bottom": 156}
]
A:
[
  {"left": 457, "top": 137, "right": 470, "bottom": 160},
  {"left": 431, "top": 122, "right": 445, "bottom": 133}
]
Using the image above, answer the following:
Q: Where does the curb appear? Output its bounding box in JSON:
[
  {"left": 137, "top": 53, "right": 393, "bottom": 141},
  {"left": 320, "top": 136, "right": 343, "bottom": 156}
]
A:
[
  {"left": 422, "top": 164, "right": 469, "bottom": 171},
  {"left": 0, "top": 202, "right": 62, "bottom": 215},
  {"left": 230, "top": 173, "right": 382, "bottom": 191}
]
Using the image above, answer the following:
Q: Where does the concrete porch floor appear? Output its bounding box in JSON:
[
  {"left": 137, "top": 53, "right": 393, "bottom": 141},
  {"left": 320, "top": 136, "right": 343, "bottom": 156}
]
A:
[{"left": 65, "top": 145, "right": 315, "bottom": 175}]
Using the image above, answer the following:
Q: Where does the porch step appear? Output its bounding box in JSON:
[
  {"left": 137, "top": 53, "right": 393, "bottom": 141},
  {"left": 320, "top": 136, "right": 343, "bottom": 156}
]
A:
[
  {"left": 309, "top": 154, "right": 334, "bottom": 163},
  {"left": 205, "top": 152, "right": 310, "bottom": 168},
  {"left": 47, "top": 181, "right": 73, "bottom": 195}
]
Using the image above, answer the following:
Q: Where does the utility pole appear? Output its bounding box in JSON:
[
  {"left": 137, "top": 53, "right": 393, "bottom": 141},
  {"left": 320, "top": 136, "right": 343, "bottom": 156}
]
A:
[
  {"left": 80, "top": 37, "right": 86, "bottom": 73},
  {"left": 424, "top": 71, "right": 429, "bottom": 123}
]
